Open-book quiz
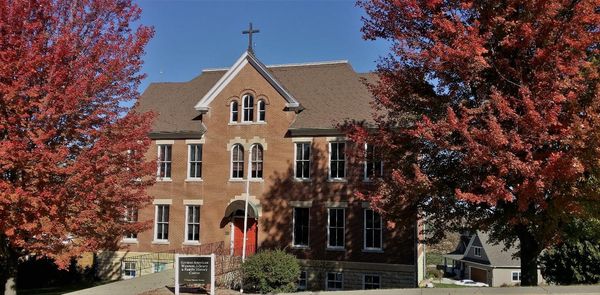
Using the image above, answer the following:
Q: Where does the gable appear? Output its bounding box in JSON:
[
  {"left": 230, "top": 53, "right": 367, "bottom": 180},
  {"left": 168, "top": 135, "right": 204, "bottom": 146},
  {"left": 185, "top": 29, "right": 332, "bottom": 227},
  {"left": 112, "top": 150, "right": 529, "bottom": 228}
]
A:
[{"left": 194, "top": 51, "right": 301, "bottom": 112}]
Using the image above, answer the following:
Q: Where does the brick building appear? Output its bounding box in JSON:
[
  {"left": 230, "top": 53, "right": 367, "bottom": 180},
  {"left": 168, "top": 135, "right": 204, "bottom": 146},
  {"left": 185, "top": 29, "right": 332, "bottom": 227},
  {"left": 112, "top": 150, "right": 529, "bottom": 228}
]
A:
[{"left": 98, "top": 50, "right": 425, "bottom": 290}]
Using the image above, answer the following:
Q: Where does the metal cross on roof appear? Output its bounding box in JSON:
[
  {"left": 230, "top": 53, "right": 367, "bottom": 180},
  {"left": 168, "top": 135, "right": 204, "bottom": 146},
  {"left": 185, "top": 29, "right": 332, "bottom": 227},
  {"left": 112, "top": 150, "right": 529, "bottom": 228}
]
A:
[{"left": 242, "top": 22, "right": 259, "bottom": 53}]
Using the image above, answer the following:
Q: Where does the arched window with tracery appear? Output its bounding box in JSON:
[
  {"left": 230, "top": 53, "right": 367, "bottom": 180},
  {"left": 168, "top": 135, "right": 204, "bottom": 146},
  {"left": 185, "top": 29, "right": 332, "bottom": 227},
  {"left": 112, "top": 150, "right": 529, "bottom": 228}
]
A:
[
  {"left": 257, "top": 99, "right": 266, "bottom": 122},
  {"left": 231, "top": 144, "right": 244, "bottom": 179},
  {"left": 251, "top": 144, "right": 263, "bottom": 179},
  {"left": 242, "top": 94, "right": 254, "bottom": 122},
  {"left": 230, "top": 101, "right": 239, "bottom": 123}
]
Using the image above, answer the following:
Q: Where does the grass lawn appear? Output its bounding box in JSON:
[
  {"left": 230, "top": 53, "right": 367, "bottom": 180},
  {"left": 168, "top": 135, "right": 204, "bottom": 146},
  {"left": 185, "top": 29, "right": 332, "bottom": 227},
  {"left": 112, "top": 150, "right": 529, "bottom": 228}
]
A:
[
  {"left": 433, "top": 283, "right": 467, "bottom": 288},
  {"left": 427, "top": 251, "right": 444, "bottom": 265}
]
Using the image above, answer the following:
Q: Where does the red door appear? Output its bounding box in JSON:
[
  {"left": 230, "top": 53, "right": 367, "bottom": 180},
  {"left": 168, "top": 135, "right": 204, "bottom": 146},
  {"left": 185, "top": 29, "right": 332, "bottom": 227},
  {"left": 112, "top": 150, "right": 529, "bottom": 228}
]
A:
[{"left": 233, "top": 218, "right": 257, "bottom": 256}]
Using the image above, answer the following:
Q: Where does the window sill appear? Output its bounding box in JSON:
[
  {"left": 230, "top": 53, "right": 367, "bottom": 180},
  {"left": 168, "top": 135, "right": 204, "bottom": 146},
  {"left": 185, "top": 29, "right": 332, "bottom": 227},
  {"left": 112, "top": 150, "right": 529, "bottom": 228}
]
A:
[
  {"left": 362, "top": 249, "right": 384, "bottom": 253},
  {"left": 291, "top": 245, "right": 310, "bottom": 250},
  {"left": 121, "top": 239, "right": 139, "bottom": 244},
  {"left": 182, "top": 241, "right": 201, "bottom": 246},
  {"left": 327, "top": 179, "right": 347, "bottom": 183},
  {"left": 228, "top": 122, "right": 267, "bottom": 126},
  {"left": 326, "top": 247, "right": 346, "bottom": 252},
  {"left": 151, "top": 240, "right": 170, "bottom": 245},
  {"left": 229, "top": 178, "right": 264, "bottom": 183},
  {"left": 156, "top": 178, "right": 172, "bottom": 182},
  {"left": 185, "top": 178, "right": 203, "bottom": 182},
  {"left": 294, "top": 178, "right": 312, "bottom": 183}
]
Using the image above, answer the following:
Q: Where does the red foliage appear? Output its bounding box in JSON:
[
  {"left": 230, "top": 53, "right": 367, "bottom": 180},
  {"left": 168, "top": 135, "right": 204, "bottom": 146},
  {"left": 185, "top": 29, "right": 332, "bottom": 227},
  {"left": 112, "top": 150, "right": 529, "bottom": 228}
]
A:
[
  {"left": 0, "top": 0, "right": 154, "bottom": 268},
  {"left": 354, "top": 0, "right": 599, "bottom": 284}
]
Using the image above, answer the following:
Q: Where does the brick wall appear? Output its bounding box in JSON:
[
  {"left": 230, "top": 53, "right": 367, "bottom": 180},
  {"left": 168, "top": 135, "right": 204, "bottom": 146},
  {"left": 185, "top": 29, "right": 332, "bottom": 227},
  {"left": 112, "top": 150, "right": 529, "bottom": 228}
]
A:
[{"left": 117, "top": 62, "right": 416, "bottom": 281}]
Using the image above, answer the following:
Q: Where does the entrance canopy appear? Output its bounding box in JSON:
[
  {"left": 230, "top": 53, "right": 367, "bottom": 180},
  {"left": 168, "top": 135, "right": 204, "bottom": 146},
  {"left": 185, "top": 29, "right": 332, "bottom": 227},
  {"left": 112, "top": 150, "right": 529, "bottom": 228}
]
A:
[{"left": 224, "top": 200, "right": 259, "bottom": 219}]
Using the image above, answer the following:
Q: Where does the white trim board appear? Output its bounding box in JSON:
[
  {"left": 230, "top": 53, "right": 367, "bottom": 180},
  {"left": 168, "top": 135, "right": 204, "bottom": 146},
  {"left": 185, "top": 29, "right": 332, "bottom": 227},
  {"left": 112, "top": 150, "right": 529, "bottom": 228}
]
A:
[{"left": 194, "top": 51, "right": 300, "bottom": 111}]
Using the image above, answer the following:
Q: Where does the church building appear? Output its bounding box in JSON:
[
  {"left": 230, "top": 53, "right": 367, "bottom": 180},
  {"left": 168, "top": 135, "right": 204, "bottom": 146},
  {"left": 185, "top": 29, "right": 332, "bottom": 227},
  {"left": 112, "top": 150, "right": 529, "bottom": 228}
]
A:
[{"left": 98, "top": 29, "right": 425, "bottom": 290}]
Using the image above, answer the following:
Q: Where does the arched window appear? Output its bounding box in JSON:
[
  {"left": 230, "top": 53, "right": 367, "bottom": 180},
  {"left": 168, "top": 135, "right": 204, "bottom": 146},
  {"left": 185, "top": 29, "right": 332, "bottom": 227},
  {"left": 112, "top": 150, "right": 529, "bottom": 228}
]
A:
[
  {"left": 242, "top": 94, "right": 254, "bottom": 122},
  {"left": 257, "top": 100, "right": 266, "bottom": 122},
  {"left": 230, "top": 101, "right": 239, "bottom": 123},
  {"left": 231, "top": 144, "right": 244, "bottom": 179},
  {"left": 251, "top": 144, "right": 263, "bottom": 179}
]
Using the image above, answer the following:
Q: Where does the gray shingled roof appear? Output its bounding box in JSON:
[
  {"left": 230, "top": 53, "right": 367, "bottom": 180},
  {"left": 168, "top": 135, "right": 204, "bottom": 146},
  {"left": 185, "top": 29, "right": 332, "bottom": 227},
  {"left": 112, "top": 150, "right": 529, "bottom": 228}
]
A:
[
  {"left": 474, "top": 231, "right": 520, "bottom": 267},
  {"left": 136, "top": 61, "right": 376, "bottom": 137}
]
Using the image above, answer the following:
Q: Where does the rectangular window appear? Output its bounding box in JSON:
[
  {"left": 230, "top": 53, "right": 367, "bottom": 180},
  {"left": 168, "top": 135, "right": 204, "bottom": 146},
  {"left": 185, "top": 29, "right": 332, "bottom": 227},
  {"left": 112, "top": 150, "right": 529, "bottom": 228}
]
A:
[
  {"left": 329, "top": 142, "right": 346, "bottom": 179},
  {"left": 327, "top": 208, "right": 345, "bottom": 249},
  {"left": 364, "top": 144, "right": 383, "bottom": 180},
  {"left": 363, "top": 274, "right": 381, "bottom": 289},
  {"left": 295, "top": 143, "right": 311, "bottom": 179},
  {"left": 188, "top": 144, "right": 202, "bottom": 179},
  {"left": 512, "top": 271, "right": 521, "bottom": 282},
  {"left": 474, "top": 246, "right": 482, "bottom": 257},
  {"left": 124, "top": 207, "right": 138, "bottom": 240},
  {"left": 157, "top": 144, "right": 172, "bottom": 179},
  {"left": 326, "top": 272, "right": 343, "bottom": 290},
  {"left": 123, "top": 261, "right": 136, "bottom": 279},
  {"left": 185, "top": 205, "right": 200, "bottom": 242},
  {"left": 155, "top": 205, "right": 169, "bottom": 241},
  {"left": 298, "top": 271, "right": 307, "bottom": 291},
  {"left": 293, "top": 207, "right": 309, "bottom": 247},
  {"left": 364, "top": 209, "right": 382, "bottom": 250}
]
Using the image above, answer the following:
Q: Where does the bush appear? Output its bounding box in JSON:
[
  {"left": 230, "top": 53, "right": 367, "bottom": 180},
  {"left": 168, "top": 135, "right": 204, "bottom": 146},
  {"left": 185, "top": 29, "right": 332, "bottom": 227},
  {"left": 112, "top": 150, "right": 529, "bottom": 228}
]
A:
[{"left": 241, "top": 249, "right": 300, "bottom": 293}]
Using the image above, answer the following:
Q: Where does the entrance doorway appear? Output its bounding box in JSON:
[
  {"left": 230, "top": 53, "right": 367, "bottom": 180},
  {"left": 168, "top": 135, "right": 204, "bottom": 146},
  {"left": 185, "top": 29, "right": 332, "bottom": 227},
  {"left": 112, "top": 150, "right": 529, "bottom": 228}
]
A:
[{"left": 233, "top": 217, "right": 257, "bottom": 256}]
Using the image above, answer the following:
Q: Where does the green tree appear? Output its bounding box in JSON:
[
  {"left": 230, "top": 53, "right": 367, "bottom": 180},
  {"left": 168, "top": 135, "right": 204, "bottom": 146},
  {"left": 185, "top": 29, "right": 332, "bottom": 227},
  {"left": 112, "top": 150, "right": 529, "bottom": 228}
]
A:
[{"left": 540, "top": 219, "right": 600, "bottom": 285}]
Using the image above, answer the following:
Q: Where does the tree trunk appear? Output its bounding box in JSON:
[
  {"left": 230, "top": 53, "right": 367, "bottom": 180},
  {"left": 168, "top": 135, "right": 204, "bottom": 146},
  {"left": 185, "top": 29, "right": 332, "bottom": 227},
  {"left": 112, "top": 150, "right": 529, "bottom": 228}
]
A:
[
  {"left": 0, "top": 235, "right": 18, "bottom": 295},
  {"left": 517, "top": 228, "right": 540, "bottom": 286}
]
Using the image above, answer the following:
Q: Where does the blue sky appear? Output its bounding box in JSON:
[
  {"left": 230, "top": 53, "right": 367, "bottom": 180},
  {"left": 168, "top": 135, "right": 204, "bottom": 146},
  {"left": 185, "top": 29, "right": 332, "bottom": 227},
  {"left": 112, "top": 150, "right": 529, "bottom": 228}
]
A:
[{"left": 135, "top": 0, "right": 389, "bottom": 92}]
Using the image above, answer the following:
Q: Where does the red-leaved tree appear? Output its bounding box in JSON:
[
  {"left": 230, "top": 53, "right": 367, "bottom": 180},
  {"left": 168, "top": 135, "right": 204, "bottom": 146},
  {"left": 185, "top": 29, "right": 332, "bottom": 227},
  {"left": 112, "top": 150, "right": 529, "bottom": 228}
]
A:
[
  {"left": 351, "top": 0, "right": 599, "bottom": 286},
  {"left": 0, "top": 0, "right": 154, "bottom": 293}
]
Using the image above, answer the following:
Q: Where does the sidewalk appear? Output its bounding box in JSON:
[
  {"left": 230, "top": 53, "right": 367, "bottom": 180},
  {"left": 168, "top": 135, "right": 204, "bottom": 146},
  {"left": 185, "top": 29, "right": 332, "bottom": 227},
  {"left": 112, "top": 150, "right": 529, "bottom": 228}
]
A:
[{"left": 67, "top": 272, "right": 600, "bottom": 295}]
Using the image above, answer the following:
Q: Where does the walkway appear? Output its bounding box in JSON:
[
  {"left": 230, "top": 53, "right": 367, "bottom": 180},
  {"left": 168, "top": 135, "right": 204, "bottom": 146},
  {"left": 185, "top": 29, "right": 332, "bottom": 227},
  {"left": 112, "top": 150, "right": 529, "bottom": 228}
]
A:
[{"left": 67, "top": 272, "right": 600, "bottom": 295}]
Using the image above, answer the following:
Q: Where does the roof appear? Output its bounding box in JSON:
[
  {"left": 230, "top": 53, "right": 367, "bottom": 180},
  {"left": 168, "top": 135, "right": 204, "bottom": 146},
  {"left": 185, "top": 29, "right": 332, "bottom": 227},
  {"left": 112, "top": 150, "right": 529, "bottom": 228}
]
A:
[
  {"left": 194, "top": 51, "right": 300, "bottom": 112},
  {"left": 136, "top": 53, "right": 376, "bottom": 137},
  {"left": 472, "top": 231, "right": 520, "bottom": 267}
]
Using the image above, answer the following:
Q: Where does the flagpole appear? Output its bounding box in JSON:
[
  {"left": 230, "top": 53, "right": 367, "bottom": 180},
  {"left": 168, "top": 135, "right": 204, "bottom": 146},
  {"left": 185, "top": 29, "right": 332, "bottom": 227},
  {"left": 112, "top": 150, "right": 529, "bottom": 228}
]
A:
[{"left": 242, "top": 146, "right": 251, "bottom": 263}]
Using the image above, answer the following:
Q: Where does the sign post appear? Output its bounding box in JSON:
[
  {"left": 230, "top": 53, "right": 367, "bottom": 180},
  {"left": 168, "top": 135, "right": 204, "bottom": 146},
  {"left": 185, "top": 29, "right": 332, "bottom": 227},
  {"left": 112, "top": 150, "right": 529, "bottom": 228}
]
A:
[{"left": 175, "top": 254, "right": 215, "bottom": 295}]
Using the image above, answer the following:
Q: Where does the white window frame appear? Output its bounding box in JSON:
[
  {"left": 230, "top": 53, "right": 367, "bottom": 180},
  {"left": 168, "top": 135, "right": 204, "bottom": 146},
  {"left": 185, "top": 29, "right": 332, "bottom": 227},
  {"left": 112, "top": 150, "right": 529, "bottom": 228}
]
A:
[
  {"left": 230, "top": 100, "right": 239, "bottom": 123},
  {"left": 154, "top": 205, "right": 170, "bottom": 242},
  {"left": 257, "top": 99, "right": 266, "bottom": 122},
  {"left": 298, "top": 270, "right": 308, "bottom": 291},
  {"left": 184, "top": 205, "right": 201, "bottom": 243},
  {"left": 231, "top": 144, "right": 244, "bottom": 179},
  {"left": 363, "top": 209, "right": 383, "bottom": 251},
  {"left": 327, "top": 208, "right": 345, "bottom": 250},
  {"left": 294, "top": 142, "right": 311, "bottom": 180},
  {"left": 328, "top": 141, "right": 346, "bottom": 180},
  {"left": 187, "top": 144, "right": 203, "bottom": 180},
  {"left": 474, "top": 246, "right": 482, "bottom": 257},
  {"left": 242, "top": 94, "right": 254, "bottom": 122},
  {"left": 362, "top": 274, "right": 381, "bottom": 290},
  {"left": 292, "top": 207, "right": 310, "bottom": 248},
  {"left": 156, "top": 144, "right": 172, "bottom": 180},
  {"left": 250, "top": 144, "right": 264, "bottom": 180},
  {"left": 122, "top": 261, "right": 137, "bottom": 279},
  {"left": 511, "top": 271, "right": 521, "bottom": 282},
  {"left": 326, "top": 272, "right": 343, "bottom": 291},
  {"left": 364, "top": 143, "right": 383, "bottom": 181},
  {"left": 122, "top": 207, "right": 138, "bottom": 243}
]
